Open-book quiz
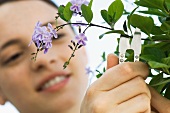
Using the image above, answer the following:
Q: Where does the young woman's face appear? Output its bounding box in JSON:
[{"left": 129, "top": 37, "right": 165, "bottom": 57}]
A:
[{"left": 0, "top": 1, "right": 88, "bottom": 113}]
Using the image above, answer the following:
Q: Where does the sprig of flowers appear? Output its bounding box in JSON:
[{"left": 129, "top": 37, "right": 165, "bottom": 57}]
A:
[
  {"left": 29, "top": 21, "right": 58, "bottom": 61},
  {"left": 70, "top": 0, "right": 89, "bottom": 16},
  {"left": 63, "top": 39, "right": 85, "bottom": 69}
]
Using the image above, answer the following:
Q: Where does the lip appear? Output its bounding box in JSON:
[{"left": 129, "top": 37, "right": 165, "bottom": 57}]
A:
[{"left": 36, "top": 71, "right": 71, "bottom": 93}]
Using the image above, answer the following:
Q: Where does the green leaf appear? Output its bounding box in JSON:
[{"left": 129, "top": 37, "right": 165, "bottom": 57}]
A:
[
  {"left": 165, "top": 0, "right": 170, "bottom": 10},
  {"left": 99, "top": 34, "right": 105, "bottom": 39},
  {"left": 114, "top": 38, "right": 120, "bottom": 56},
  {"left": 63, "top": 2, "right": 73, "bottom": 21},
  {"left": 123, "top": 21, "right": 128, "bottom": 32},
  {"left": 99, "top": 30, "right": 126, "bottom": 39},
  {"left": 96, "top": 73, "right": 102, "bottom": 78},
  {"left": 162, "top": 57, "right": 170, "bottom": 74},
  {"left": 152, "top": 35, "right": 170, "bottom": 41},
  {"left": 128, "top": 6, "right": 139, "bottom": 34},
  {"left": 138, "top": 9, "right": 167, "bottom": 17},
  {"left": 148, "top": 61, "right": 169, "bottom": 68},
  {"left": 103, "top": 67, "right": 106, "bottom": 73},
  {"left": 135, "top": 0, "right": 167, "bottom": 13},
  {"left": 161, "top": 21, "right": 170, "bottom": 32},
  {"left": 108, "top": 0, "right": 124, "bottom": 23},
  {"left": 101, "top": 10, "right": 110, "bottom": 25},
  {"left": 149, "top": 73, "right": 165, "bottom": 92},
  {"left": 149, "top": 73, "right": 163, "bottom": 86},
  {"left": 151, "top": 26, "right": 165, "bottom": 35},
  {"left": 158, "top": 16, "right": 167, "bottom": 23},
  {"left": 125, "top": 49, "right": 134, "bottom": 62},
  {"left": 102, "top": 52, "right": 106, "bottom": 61},
  {"left": 151, "top": 78, "right": 170, "bottom": 86},
  {"left": 164, "top": 83, "right": 170, "bottom": 99},
  {"left": 140, "top": 55, "right": 161, "bottom": 62},
  {"left": 140, "top": 47, "right": 166, "bottom": 62},
  {"left": 81, "top": 4, "right": 93, "bottom": 23},
  {"left": 58, "top": 5, "right": 67, "bottom": 21},
  {"left": 89, "top": 0, "right": 93, "bottom": 8},
  {"left": 162, "top": 57, "right": 170, "bottom": 65},
  {"left": 148, "top": 42, "right": 170, "bottom": 52},
  {"left": 107, "top": 14, "right": 115, "bottom": 28},
  {"left": 142, "top": 47, "right": 166, "bottom": 62},
  {"left": 130, "top": 14, "right": 154, "bottom": 36}
]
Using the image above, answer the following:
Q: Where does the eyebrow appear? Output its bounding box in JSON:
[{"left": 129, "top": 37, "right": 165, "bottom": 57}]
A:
[
  {"left": 0, "top": 39, "right": 21, "bottom": 52},
  {"left": 0, "top": 21, "right": 58, "bottom": 52}
]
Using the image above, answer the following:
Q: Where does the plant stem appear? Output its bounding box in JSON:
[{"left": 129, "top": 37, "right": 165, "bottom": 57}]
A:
[
  {"left": 63, "top": 43, "right": 79, "bottom": 69},
  {"left": 55, "top": 22, "right": 170, "bottom": 42},
  {"left": 55, "top": 22, "right": 114, "bottom": 31}
]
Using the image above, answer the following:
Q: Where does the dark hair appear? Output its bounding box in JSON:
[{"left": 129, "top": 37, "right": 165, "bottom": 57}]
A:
[
  {"left": 0, "top": 0, "right": 58, "bottom": 8},
  {"left": 0, "top": 0, "right": 75, "bottom": 33}
]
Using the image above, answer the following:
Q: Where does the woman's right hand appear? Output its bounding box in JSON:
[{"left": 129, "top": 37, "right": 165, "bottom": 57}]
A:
[{"left": 81, "top": 54, "right": 151, "bottom": 113}]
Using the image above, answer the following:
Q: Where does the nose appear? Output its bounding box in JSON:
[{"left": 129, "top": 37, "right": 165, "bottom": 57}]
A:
[{"left": 31, "top": 51, "right": 57, "bottom": 71}]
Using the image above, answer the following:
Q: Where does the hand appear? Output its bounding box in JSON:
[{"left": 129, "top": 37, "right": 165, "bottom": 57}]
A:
[
  {"left": 149, "top": 86, "right": 170, "bottom": 113},
  {"left": 81, "top": 54, "right": 151, "bottom": 113}
]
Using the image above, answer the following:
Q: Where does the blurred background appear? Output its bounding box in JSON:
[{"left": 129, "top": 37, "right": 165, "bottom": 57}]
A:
[{"left": 0, "top": 0, "right": 136, "bottom": 112}]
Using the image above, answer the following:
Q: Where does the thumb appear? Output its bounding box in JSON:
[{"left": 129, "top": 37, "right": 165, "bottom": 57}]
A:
[{"left": 106, "top": 53, "right": 119, "bottom": 70}]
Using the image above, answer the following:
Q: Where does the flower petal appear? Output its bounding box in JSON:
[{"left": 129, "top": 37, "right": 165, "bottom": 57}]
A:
[{"left": 44, "top": 48, "right": 48, "bottom": 54}]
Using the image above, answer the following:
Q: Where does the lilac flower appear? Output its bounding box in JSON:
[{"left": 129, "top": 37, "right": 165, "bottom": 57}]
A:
[
  {"left": 85, "top": 67, "right": 93, "bottom": 75},
  {"left": 29, "top": 21, "right": 41, "bottom": 47},
  {"left": 29, "top": 21, "right": 58, "bottom": 54},
  {"left": 75, "top": 33, "right": 88, "bottom": 46},
  {"left": 31, "top": 25, "right": 49, "bottom": 48},
  {"left": 35, "top": 21, "right": 42, "bottom": 28},
  {"left": 48, "top": 23, "right": 58, "bottom": 38},
  {"left": 70, "top": 0, "right": 89, "bottom": 15},
  {"left": 42, "top": 36, "right": 52, "bottom": 54}
]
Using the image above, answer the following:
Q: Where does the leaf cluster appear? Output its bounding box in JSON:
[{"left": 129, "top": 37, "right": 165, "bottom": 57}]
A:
[
  {"left": 56, "top": 0, "right": 170, "bottom": 99},
  {"left": 58, "top": 0, "right": 93, "bottom": 23},
  {"left": 89, "top": 0, "right": 170, "bottom": 99},
  {"left": 125, "top": 0, "right": 170, "bottom": 99}
]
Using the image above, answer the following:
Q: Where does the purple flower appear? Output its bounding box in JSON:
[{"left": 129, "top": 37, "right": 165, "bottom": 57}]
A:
[
  {"left": 48, "top": 23, "right": 58, "bottom": 38},
  {"left": 42, "top": 36, "right": 52, "bottom": 54},
  {"left": 75, "top": 33, "right": 88, "bottom": 46},
  {"left": 31, "top": 25, "right": 49, "bottom": 48},
  {"left": 70, "top": 0, "right": 89, "bottom": 15},
  {"left": 35, "top": 21, "right": 42, "bottom": 29},
  {"left": 29, "top": 21, "right": 58, "bottom": 54},
  {"left": 85, "top": 67, "right": 93, "bottom": 75}
]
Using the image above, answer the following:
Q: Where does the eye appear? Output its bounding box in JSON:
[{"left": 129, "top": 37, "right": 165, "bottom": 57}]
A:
[
  {"left": 4, "top": 52, "right": 23, "bottom": 64},
  {"left": 52, "top": 33, "right": 65, "bottom": 40}
]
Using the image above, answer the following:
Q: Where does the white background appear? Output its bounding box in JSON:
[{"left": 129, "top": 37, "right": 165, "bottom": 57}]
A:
[{"left": 0, "top": 0, "right": 136, "bottom": 112}]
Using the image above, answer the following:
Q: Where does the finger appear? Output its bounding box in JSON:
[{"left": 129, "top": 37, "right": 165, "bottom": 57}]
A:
[
  {"left": 108, "top": 76, "right": 151, "bottom": 104},
  {"left": 94, "top": 62, "right": 149, "bottom": 91},
  {"left": 106, "top": 53, "right": 119, "bottom": 70},
  {"left": 149, "top": 86, "right": 170, "bottom": 113},
  {"left": 115, "top": 94, "right": 151, "bottom": 113}
]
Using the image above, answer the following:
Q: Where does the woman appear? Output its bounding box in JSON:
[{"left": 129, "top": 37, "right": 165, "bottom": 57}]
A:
[{"left": 0, "top": 0, "right": 169, "bottom": 113}]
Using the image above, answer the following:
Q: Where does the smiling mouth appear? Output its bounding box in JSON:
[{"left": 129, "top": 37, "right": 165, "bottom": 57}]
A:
[{"left": 37, "top": 75, "right": 70, "bottom": 92}]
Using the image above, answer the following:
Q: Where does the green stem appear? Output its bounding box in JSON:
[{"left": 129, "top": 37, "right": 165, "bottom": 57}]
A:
[
  {"left": 55, "top": 22, "right": 114, "bottom": 31},
  {"left": 63, "top": 43, "right": 79, "bottom": 69},
  {"left": 55, "top": 22, "right": 170, "bottom": 42}
]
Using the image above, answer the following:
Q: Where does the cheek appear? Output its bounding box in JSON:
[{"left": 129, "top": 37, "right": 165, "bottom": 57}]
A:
[
  {"left": 71, "top": 47, "right": 88, "bottom": 82},
  {"left": 75, "top": 47, "right": 88, "bottom": 66},
  {"left": 0, "top": 65, "right": 31, "bottom": 96}
]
